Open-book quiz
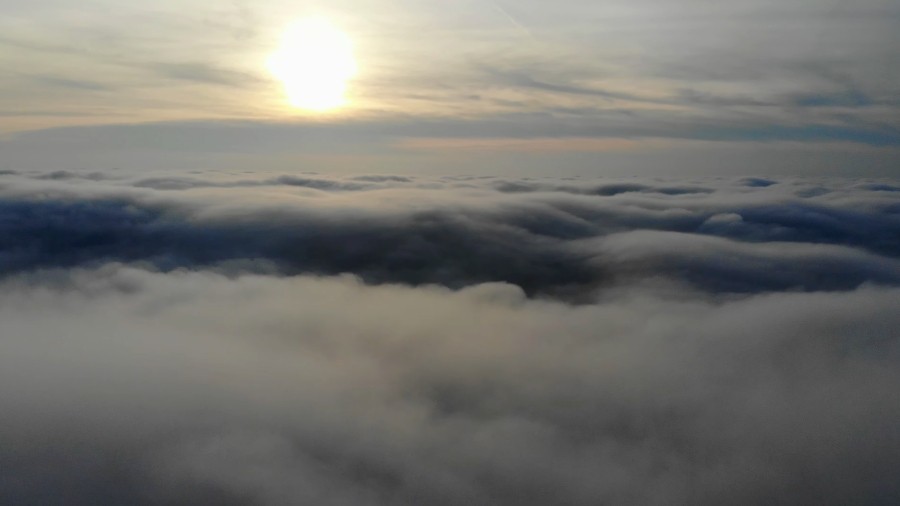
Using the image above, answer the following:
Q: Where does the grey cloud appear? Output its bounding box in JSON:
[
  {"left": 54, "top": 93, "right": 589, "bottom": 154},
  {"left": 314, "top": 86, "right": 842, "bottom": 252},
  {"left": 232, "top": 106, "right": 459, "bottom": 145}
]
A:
[
  {"left": 791, "top": 89, "right": 875, "bottom": 109},
  {"left": 740, "top": 177, "right": 777, "bottom": 187},
  {"left": 29, "top": 74, "right": 111, "bottom": 91},
  {"left": 131, "top": 175, "right": 378, "bottom": 191},
  {"left": 147, "top": 61, "right": 263, "bottom": 87},
  {"left": 36, "top": 169, "right": 110, "bottom": 180},
  {"left": 6, "top": 113, "right": 900, "bottom": 163},
  {"left": 585, "top": 230, "right": 900, "bottom": 293},
  {"left": 857, "top": 183, "right": 900, "bottom": 192},
  {"left": 492, "top": 180, "right": 714, "bottom": 196},
  {"left": 482, "top": 67, "right": 646, "bottom": 103},
  {"left": 350, "top": 175, "right": 414, "bottom": 183}
]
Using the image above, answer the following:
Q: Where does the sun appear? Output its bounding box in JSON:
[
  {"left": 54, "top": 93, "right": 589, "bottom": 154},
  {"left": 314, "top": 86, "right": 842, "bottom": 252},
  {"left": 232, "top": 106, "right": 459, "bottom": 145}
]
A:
[{"left": 268, "top": 17, "right": 357, "bottom": 111}]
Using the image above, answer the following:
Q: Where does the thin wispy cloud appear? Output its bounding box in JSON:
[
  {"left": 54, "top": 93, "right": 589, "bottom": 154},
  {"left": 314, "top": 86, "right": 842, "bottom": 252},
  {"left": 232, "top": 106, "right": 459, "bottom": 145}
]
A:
[{"left": 1, "top": 0, "right": 897, "bottom": 173}]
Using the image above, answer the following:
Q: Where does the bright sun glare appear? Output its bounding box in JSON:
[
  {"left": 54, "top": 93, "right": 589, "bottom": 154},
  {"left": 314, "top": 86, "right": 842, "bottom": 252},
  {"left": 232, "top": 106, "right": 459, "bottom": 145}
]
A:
[{"left": 268, "top": 17, "right": 357, "bottom": 112}]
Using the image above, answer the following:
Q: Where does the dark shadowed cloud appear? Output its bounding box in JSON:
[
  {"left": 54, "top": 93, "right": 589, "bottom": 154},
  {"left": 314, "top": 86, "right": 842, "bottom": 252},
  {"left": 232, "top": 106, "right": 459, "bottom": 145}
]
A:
[{"left": 2, "top": 170, "right": 899, "bottom": 297}]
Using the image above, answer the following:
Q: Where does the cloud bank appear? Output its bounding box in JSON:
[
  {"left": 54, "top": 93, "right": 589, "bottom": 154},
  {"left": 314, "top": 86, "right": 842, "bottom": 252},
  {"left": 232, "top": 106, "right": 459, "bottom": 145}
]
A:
[
  {"left": 1, "top": 170, "right": 899, "bottom": 296},
  {"left": 1, "top": 170, "right": 899, "bottom": 505}
]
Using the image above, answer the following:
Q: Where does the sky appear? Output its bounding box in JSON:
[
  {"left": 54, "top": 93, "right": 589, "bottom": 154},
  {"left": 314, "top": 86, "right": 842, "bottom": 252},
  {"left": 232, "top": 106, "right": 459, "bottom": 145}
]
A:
[{"left": 2, "top": 0, "right": 899, "bottom": 175}]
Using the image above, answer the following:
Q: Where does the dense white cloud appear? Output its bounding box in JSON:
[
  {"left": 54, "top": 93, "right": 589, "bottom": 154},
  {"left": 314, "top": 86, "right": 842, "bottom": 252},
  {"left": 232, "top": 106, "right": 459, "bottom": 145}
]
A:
[
  {"left": 0, "top": 171, "right": 899, "bottom": 503},
  {"left": 1, "top": 264, "right": 899, "bottom": 505}
]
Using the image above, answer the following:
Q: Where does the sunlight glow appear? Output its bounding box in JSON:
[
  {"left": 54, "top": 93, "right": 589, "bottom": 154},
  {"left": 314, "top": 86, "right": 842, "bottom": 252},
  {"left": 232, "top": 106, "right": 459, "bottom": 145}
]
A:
[{"left": 268, "top": 17, "right": 357, "bottom": 111}]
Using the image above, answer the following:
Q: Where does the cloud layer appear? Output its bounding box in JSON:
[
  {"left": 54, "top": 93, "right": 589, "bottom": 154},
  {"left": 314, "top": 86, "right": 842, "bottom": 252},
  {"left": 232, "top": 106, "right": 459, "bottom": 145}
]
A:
[{"left": 1, "top": 170, "right": 900, "bottom": 505}]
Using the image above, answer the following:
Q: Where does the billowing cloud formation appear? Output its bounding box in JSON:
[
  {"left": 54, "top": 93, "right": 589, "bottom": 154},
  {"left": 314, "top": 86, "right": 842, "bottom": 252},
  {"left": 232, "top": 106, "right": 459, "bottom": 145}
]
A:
[
  {"left": 1, "top": 170, "right": 900, "bottom": 505},
  {"left": 1, "top": 170, "right": 899, "bottom": 296}
]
